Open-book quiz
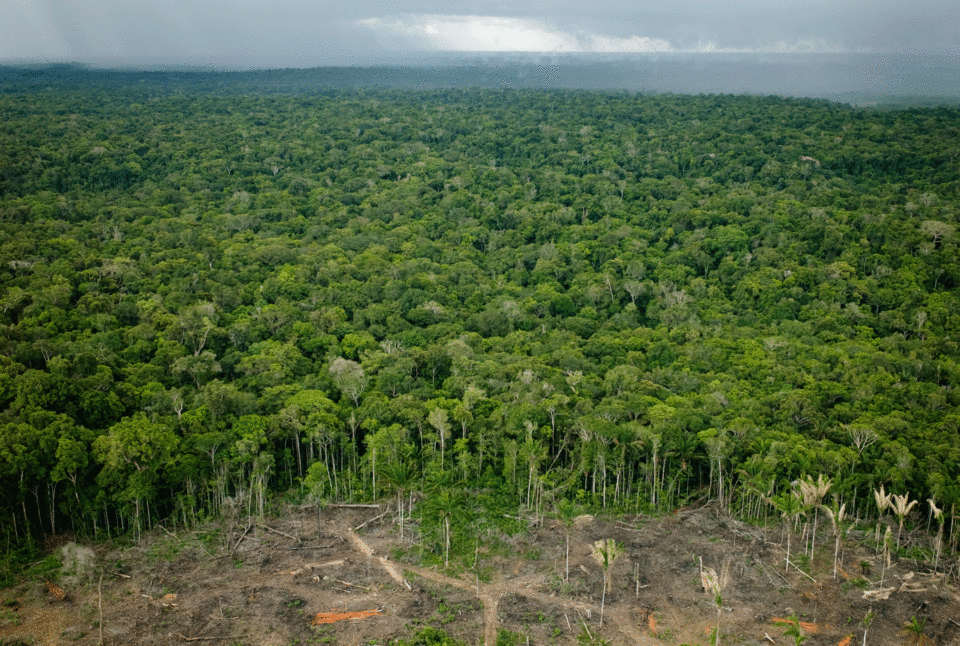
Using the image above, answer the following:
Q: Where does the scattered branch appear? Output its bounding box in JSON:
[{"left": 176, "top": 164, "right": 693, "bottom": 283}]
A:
[
  {"left": 353, "top": 510, "right": 389, "bottom": 532},
  {"left": 233, "top": 524, "right": 251, "bottom": 551},
  {"left": 759, "top": 561, "right": 796, "bottom": 590},
  {"left": 783, "top": 556, "right": 817, "bottom": 583},
  {"left": 258, "top": 524, "right": 300, "bottom": 542},
  {"left": 613, "top": 520, "right": 643, "bottom": 532},
  {"left": 328, "top": 504, "right": 380, "bottom": 509},
  {"left": 575, "top": 608, "right": 593, "bottom": 641}
]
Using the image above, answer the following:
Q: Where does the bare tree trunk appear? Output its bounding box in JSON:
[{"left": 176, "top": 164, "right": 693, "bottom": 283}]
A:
[
  {"left": 599, "top": 584, "right": 606, "bottom": 628},
  {"left": 444, "top": 515, "right": 450, "bottom": 567},
  {"left": 48, "top": 482, "right": 57, "bottom": 536}
]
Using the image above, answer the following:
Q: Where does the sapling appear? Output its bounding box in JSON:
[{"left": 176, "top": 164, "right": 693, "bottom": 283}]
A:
[
  {"left": 880, "top": 527, "right": 892, "bottom": 587},
  {"left": 783, "top": 612, "right": 806, "bottom": 646},
  {"left": 904, "top": 616, "right": 927, "bottom": 638},
  {"left": 861, "top": 608, "right": 875, "bottom": 646},
  {"left": 699, "top": 557, "right": 730, "bottom": 646}
]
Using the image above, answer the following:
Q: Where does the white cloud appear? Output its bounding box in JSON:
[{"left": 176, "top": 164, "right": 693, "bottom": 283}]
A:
[
  {"left": 360, "top": 15, "right": 583, "bottom": 52},
  {"left": 683, "top": 38, "right": 850, "bottom": 53},
  {"left": 358, "top": 15, "right": 852, "bottom": 55},
  {"left": 589, "top": 35, "right": 675, "bottom": 53}
]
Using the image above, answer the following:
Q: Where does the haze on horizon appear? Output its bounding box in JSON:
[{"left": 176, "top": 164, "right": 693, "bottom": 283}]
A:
[{"left": 4, "top": 0, "right": 959, "bottom": 69}]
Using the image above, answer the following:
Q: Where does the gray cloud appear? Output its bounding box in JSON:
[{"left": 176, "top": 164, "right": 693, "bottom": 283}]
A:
[{"left": 2, "top": 0, "right": 957, "bottom": 65}]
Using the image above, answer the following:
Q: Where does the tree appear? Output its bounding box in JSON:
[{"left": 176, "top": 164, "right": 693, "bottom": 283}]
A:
[
  {"left": 518, "top": 421, "right": 547, "bottom": 516},
  {"left": 848, "top": 425, "right": 878, "bottom": 474},
  {"left": 428, "top": 489, "right": 460, "bottom": 568},
  {"left": 231, "top": 414, "right": 273, "bottom": 520},
  {"left": 172, "top": 350, "right": 221, "bottom": 387},
  {"left": 281, "top": 389, "right": 339, "bottom": 480},
  {"left": 237, "top": 340, "right": 304, "bottom": 389},
  {"left": 52, "top": 430, "right": 92, "bottom": 532},
  {"left": 94, "top": 414, "right": 179, "bottom": 541},
  {"left": 329, "top": 357, "right": 368, "bottom": 407},
  {"left": 427, "top": 406, "right": 452, "bottom": 469},
  {"left": 177, "top": 301, "right": 219, "bottom": 356},
  {"left": 380, "top": 452, "right": 419, "bottom": 541}
]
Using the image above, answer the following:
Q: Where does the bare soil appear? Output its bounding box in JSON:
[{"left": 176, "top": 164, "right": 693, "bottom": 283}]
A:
[{"left": 2, "top": 503, "right": 958, "bottom": 646}]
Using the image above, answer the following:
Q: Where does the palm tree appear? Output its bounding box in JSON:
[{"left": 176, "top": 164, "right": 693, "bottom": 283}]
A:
[
  {"left": 429, "top": 489, "right": 459, "bottom": 567},
  {"left": 822, "top": 500, "right": 848, "bottom": 579},
  {"left": 554, "top": 498, "right": 581, "bottom": 582},
  {"left": 873, "top": 484, "right": 892, "bottom": 552},
  {"left": 796, "top": 474, "right": 831, "bottom": 560},
  {"left": 592, "top": 539, "right": 623, "bottom": 628},
  {"left": 767, "top": 487, "right": 803, "bottom": 574},
  {"left": 891, "top": 493, "right": 918, "bottom": 551},
  {"left": 699, "top": 556, "right": 730, "bottom": 646},
  {"left": 380, "top": 457, "right": 419, "bottom": 541},
  {"left": 927, "top": 498, "right": 944, "bottom": 572}
]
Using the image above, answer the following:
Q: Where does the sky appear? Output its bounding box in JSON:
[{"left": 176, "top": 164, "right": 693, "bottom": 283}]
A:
[{"left": 3, "top": 0, "right": 959, "bottom": 67}]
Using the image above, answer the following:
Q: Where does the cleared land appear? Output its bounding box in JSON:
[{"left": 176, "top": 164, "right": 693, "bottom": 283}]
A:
[{"left": 1, "top": 504, "right": 958, "bottom": 646}]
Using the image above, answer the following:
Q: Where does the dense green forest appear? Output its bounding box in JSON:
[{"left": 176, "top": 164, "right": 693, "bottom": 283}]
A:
[{"left": 1, "top": 72, "right": 959, "bottom": 571}]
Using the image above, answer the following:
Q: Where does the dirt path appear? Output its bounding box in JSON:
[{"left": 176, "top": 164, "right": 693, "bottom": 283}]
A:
[
  {"left": 347, "top": 529, "right": 653, "bottom": 645},
  {"left": 480, "top": 586, "right": 500, "bottom": 646},
  {"left": 347, "top": 528, "right": 411, "bottom": 589}
]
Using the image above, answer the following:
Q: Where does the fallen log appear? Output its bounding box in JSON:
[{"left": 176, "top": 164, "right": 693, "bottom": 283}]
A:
[
  {"left": 178, "top": 634, "right": 248, "bottom": 642},
  {"left": 329, "top": 504, "right": 380, "bottom": 509},
  {"left": 312, "top": 608, "right": 382, "bottom": 624}
]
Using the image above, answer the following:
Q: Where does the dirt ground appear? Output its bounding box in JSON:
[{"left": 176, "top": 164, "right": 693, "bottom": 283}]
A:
[{"left": 2, "top": 502, "right": 959, "bottom": 646}]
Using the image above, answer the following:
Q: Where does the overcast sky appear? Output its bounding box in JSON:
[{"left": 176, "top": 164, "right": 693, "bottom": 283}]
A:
[{"left": 4, "top": 0, "right": 959, "bottom": 67}]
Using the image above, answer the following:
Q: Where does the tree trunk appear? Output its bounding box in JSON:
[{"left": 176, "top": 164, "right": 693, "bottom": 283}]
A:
[
  {"left": 48, "top": 482, "right": 57, "bottom": 536},
  {"left": 399, "top": 491, "right": 405, "bottom": 540},
  {"left": 444, "top": 515, "right": 450, "bottom": 567},
  {"left": 785, "top": 526, "right": 791, "bottom": 574},
  {"left": 599, "top": 584, "right": 606, "bottom": 628}
]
